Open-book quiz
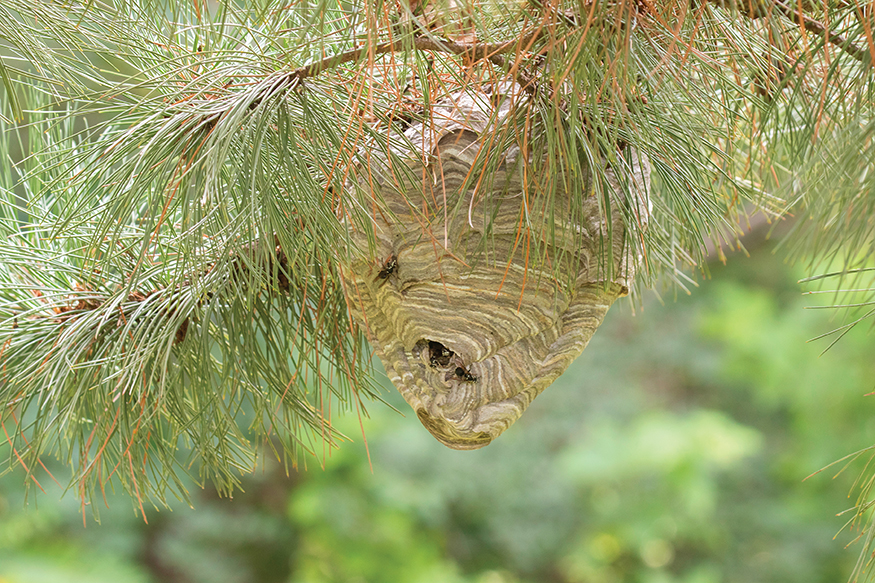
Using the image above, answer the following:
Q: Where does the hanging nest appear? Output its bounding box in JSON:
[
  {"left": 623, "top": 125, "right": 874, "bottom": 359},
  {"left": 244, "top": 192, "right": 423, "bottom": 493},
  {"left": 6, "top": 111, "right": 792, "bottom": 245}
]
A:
[{"left": 339, "top": 83, "right": 651, "bottom": 449}]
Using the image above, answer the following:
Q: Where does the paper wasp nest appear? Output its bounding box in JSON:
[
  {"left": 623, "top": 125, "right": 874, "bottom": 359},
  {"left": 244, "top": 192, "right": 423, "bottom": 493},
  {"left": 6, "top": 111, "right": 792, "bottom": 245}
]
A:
[{"left": 339, "top": 84, "right": 650, "bottom": 449}]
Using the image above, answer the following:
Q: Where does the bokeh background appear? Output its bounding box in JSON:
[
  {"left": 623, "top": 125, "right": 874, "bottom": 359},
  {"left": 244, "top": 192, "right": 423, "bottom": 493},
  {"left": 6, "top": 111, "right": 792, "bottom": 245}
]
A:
[{"left": 1, "top": 241, "right": 873, "bottom": 583}]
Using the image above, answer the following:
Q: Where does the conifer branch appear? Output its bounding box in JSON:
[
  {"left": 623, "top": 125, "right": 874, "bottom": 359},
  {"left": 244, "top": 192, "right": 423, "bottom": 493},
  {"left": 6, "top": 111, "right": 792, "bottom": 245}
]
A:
[
  {"left": 24, "top": 234, "right": 295, "bottom": 348},
  {"left": 706, "top": 0, "right": 872, "bottom": 63},
  {"left": 201, "top": 27, "right": 546, "bottom": 130},
  {"left": 1, "top": 0, "right": 873, "bottom": 526},
  {"left": 770, "top": 0, "right": 872, "bottom": 63},
  {"left": 292, "top": 29, "right": 544, "bottom": 87}
]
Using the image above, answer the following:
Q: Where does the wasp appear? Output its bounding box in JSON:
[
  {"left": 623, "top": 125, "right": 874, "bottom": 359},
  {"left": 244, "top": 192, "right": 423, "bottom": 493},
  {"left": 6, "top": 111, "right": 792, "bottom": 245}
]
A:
[
  {"left": 454, "top": 366, "right": 477, "bottom": 383},
  {"left": 376, "top": 254, "right": 397, "bottom": 280}
]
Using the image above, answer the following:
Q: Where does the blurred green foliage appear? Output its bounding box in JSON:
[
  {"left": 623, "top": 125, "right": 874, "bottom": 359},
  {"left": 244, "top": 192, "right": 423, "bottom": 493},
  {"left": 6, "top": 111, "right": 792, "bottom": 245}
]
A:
[{"left": 1, "top": 244, "right": 873, "bottom": 583}]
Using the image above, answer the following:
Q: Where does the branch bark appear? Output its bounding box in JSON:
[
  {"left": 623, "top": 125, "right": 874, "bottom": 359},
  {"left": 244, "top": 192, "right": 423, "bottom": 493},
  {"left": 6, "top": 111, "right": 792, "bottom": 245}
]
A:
[{"left": 283, "top": 30, "right": 544, "bottom": 94}]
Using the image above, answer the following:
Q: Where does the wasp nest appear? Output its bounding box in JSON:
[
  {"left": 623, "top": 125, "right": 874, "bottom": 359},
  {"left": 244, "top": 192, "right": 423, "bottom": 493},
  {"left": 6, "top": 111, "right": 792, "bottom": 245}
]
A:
[{"left": 339, "top": 84, "right": 650, "bottom": 449}]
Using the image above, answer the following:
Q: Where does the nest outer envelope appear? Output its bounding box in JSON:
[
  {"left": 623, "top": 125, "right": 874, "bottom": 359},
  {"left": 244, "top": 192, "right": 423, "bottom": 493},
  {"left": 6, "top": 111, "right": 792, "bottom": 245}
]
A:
[{"left": 339, "top": 85, "right": 651, "bottom": 450}]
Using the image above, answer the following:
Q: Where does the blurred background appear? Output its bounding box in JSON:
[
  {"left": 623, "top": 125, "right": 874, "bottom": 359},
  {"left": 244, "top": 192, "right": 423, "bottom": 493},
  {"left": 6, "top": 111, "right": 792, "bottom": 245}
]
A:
[{"left": 1, "top": 240, "right": 873, "bottom": 583}]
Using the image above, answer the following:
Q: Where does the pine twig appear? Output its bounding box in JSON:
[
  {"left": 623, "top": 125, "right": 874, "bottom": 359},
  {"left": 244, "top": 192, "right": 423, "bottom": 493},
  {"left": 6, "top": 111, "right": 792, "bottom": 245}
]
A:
[
  {"left": 200, "top": 29, "right": 545, "bottom": 129},
  {"left": 771, "top": 0, "right": 872, "bottom": 63},
  {"left": 711, "top": 0, "right": 873, "bottom": 63},
  {"left": 290, "top": 30, "right": 543, "bottom": 85},
  {"left": 19, "top": 234, "right": 293, "bottom": 347}
]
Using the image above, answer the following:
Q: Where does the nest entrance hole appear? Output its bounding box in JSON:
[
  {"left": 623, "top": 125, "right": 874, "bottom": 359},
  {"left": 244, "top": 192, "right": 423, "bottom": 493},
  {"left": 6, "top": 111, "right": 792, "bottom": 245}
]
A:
[
  {"left": 428, "top": 341, "right": 453, "bottom": 367},
  {"left": 419, "top": 340, "right": 478, "bottom": 382}
]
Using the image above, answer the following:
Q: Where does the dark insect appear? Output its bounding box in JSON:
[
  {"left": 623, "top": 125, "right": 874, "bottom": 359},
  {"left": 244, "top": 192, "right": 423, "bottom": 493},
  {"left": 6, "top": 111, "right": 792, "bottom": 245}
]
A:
[
  {"left": 376, "top": 255, "right": 397, "bottom": 280},
  {"left": 454, "top": 366, "right": 477, "bottom": 382}
]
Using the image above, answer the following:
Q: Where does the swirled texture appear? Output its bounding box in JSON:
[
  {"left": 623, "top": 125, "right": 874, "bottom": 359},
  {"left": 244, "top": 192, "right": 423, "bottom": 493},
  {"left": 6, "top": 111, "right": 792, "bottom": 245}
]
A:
[{"left": 340, "top": 87, "right": 650, "bottom": 449}]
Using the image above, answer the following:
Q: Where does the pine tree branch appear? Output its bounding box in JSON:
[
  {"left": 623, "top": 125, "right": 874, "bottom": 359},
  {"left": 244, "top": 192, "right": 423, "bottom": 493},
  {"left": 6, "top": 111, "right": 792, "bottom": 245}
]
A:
[
  {"left": 2, "top": 0, "right": 871, "bottom": 513},
  {"left": 201, "top": 27, "right": 546, "bottom": 130},
  {"left": 407, "top": 32, "right": 542, "bottom": 93},
  {"left": 771, "top": 0, "right": 872, "bottom": 63},
  {"left": 707, "top": 0, "right": 872, "bottom": 63},
  {"left": 20, "top": 233, "right": 295, "bottom": 347},
  {"left": 292, "top": 30, "right": 544, "bottom": 88}
]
